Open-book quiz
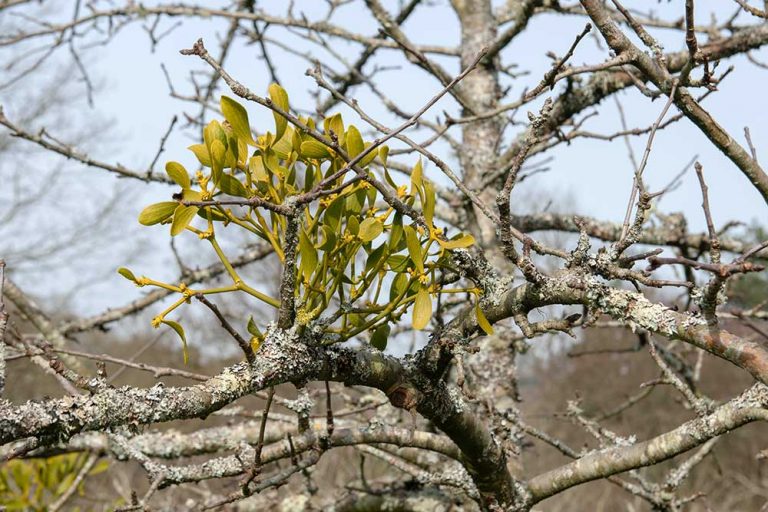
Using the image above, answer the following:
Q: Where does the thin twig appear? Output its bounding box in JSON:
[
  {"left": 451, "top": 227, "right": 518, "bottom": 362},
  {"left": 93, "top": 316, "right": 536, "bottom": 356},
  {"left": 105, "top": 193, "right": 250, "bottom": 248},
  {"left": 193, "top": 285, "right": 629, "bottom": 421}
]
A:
[
  {"left": 49, "top": 453, "right": 100, "bottom": 512},
  {"left": 195, "top": 293, "right": 255, "bottom": 364},
  {"left": 146, "top": 115, "right": 178, "bottom": 178},
  {"left": 618, "top": 81, "right": 678, "bottom": 243}
]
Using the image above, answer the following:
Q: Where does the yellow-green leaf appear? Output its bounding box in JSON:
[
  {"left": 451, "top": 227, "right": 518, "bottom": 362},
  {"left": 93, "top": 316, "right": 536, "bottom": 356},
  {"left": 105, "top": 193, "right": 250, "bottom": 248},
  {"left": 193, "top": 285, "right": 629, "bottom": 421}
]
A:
[
  {"left": 88, "top": 459, "right": 110, "bottom": 476},
  {"left": 247, "top": 315, "right": 263, "bottom": 338},
  {"left": 171, "top": 204, "right": 198, "bottom": 236},
  {"left": 438, "top": 234, "right": 476, "bottom": 250},
  {"left": 390, "top": 272, "right": 408, "bottom": 301},
  {"left": 211, "top": 139, "right": 226, "bottom": 168},
  {"left": 412, "top": 287, "right": 432, "bottom": 330},
  {"left": 317, "top": 225, "right": 336, "bottom": 251},
  {"left": 347, "top": 215, "right": 360, "bottom": 236},
  {"left": 300, "top": 140, "right": 332, "bottom": 159},
  {"left": 346, "top": 125, "right": 364, "bottom": 159},
  {"left": 165, "top": 161, "right": 190, "bottom": 189},
  {"left": 268, "top": 83, "right": 289, "bottom": 140},
  {"left": 299, "top": 228, "right": 318, "bottom": 280},
  {"left": 197, "top": 207, "right": 228, "bottom": 222},
  {"left": 138, "top": 201, "right": 178, "bottom": 226},
  {"left": 370, "top": 323, "right": 390, "bottom": 351},
  {"left": 365, "top": 243, "right": 387, "bottom": 273},
  {"left": 323, "top": 196, "right": 344, "bottom": 230},
  {"left": 358, "top": 217, "right": 383, "bottom": 242},
  {"left": 379, "top": 145, "right": 389, "bottom": 166},
  {"left": 220, "top": 95, "right": 256, "bottom": 145},
  {"left": 403, "top": 224, "right": 423, "bottom": 274},
  {"left": 423, "top": 179, "right": 435, "bottom": 227},
  {"left": 204, "top": 120, "right": 228, "bottom": 150},
  {"left": 359, "top": 143, "right": 377, "bottom": 167},
  {"left": 188, "top": 144, "right": 211, "bottom": 167},
  {"left": 389, "top": 212, "right": 403, "bottom": 250},
  {"left": 219, "top": 173, "right": 248, "bottom": 197},
  {"left": 273, "top": 126, "right": 294, "bottom": 158},
  {"left": 117, "top": 267, "right": 136, "bottom": 282},
  {"left": 237, "top": 137, "right": 248, "bottom": 164},
  {"left": 410, "top": 158, "right": 423, "bottom": 198},
  {"left": 249, "top": 155, "right": 269, "bottom": 184},
  {"left": 325, "top": 113, "right": 345, "bottom": 145},
  {"left": 211, "top": 139, "right": 227, "bottom": 184},
  {"left": 475, "top": 302, "right": 494, "bottom": 335},
  {"left": 161, "top": 319, "right": 189, "bottom": 364},
  {"left": 387, "top": 254, "right": 409, "bottom": 273},
  {"left": 182, "top": 188, "right": 202, "bottom": 202}
]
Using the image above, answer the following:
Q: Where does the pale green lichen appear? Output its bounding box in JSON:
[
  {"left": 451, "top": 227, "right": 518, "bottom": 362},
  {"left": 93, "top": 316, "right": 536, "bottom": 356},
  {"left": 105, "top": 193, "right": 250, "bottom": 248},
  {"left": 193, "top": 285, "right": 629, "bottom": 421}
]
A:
[{"left": 447, "top": 386, "right": 465, "bottom": 414}]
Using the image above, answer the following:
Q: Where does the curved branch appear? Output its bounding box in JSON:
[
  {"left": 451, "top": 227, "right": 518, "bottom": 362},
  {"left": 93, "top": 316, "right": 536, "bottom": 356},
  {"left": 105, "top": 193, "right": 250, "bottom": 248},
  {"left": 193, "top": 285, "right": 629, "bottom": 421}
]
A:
[
  {"left": 0, "top": 329, "right": 516, "bottom": 504},
  {"left": 527, "top": 384, "right": 768, "bottom": 502}
]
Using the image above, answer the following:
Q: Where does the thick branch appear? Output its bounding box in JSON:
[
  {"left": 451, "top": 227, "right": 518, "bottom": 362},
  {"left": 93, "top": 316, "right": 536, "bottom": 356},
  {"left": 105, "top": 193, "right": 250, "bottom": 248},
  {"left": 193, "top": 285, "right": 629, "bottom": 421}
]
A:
[{"left": 528, "top": 384, "right": 768, "bottom": 501}]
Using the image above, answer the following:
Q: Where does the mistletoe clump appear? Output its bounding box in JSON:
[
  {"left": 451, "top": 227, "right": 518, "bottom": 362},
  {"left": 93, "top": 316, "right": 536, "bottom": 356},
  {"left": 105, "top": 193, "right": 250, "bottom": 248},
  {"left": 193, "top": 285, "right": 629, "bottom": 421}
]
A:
[{"left": 120, "top": 86, "right": 488, "bottom": 361}]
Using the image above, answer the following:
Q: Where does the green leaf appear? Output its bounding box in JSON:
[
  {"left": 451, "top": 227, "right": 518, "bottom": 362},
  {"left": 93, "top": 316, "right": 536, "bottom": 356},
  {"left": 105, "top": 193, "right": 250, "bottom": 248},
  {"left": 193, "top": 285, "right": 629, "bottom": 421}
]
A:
[
  {"left": 423, "top": 179, "right": 435, "bottom": 227},
  {"left": 412, "top": 287, "right": 432, "bottom": 330},
  {"left": 166, "top": 161, "right": 191, "bottom": 189},
  {"left": 323, "top": 196, "right": 344, "bottom": 231},
  {"left": 211, "top": 139, "right": 227, "bottom": 167},
  {"left": 247, "top": 315, "right": 263, "bottom": 338},
  {"left": 182, "top": 189, "right": 202, "bottom": 202},
  {"left": 138, "top": 201, "right": 178, "bottom": 226},
  {"left": 379, "top": 145, "right": 389, "bottom": 166},
  {"left": 347, "top": 215, "right": 360, "bottom": 236},
  {"left": 366, "top": 181, "right": 378, "bottom": 207},
  {"left": 390, "top": 272, "right": 408, "bottom": 301},
  {"left": 55, "top": 471, "right": 77, "bottom": 496},
  {"left": 88, "top": 460, "right": 110, "bottom": 476},
  {"left": 325, "top": 113, "right": 345, "bottom": 145},
  {"left": 117, "top": 267, "right": 136, "bottom": 282},
  {"left": 346, "top": 125, "right": 364, "bottom": 159},
  {"left": 370, "top": 323, "right": 390, "bottom": 351},
  {"left": 347, "top": 188, "right": 366, "bottom": 215},
  {"left": 359, "top": 217, "right": 383, "bottom": 242},
  {"left": 305, "top": 162, "right": 317, "bottom": 191},
  {"left": 263, "top": 148, "right": 281, "bottom": 177},
  {"left": 403, "top": 225, "right": 424, "bottom": 274},
  {"left": 204, "top": 120, "right": 228, "bottom": 150},
  {"left": 249, "top": 155, "right": 269, "bottom": 184},
  {"left": 272, "top": 126, "right": 294, "bottom": 158},
  {"left": 359, "top": 142, "right": 377, "bottom": 167},
  {"left": 268, "top": 83, "right": 289, "bottom": 140},
  {"left": 348, "top": 312, "right": 368, "bottom": 328},
  {"left": 387, "top": 254, "right": 410, "bottom": 273},
  {"left": 228, "top": 136, "right": 240, "bottom": 163},
  {"left": 171, "top": 204, "right": 198, "bottom": 236},
  {"left": 220, "top": 95, "right": 256, "bottom": 145},
  {"left": 317, "top": 225, "right": 337, "bottom": 251},
  {"left": 475, "top": 302, "right": 494, "bottom": 335},
  {"left": 219, "top": 173, "right": 249, "bottom": 197},
  {"left": 389, "top": 213, "right": 403, "bottom": 250},
  {"left": 211, "top": 139, "right": 227, "bottom": 184},
  {"left": 300, "top": 140, "right": 332, "bottom": 159},
  {"left": 196, "top": 207, "right": 228, "bottom": 222},
  {"left": 161, "top": 319, "right": 189, "bottom": 364},
  {"left": 188, "top": 144, "right": 211, "bottom": 167},
  {"left": 439, "top": 233, "right": 475, "bottom": 250},
  {"left": 384, "top": 167, "right": 398, "bottom": 188},
  {"left": 410, "top": 158, "right": 423, "bottom": 198},
  {"left": 365, "top": 243, "right": 387, "bottom": 273},
  {"left": 299, "top": 228, "right": 318, "bottom": 280}
]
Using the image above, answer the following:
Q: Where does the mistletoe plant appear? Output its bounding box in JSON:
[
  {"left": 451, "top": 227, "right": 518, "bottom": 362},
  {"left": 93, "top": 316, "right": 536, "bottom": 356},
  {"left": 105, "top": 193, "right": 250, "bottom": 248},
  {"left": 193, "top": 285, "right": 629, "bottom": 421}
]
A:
[{"left": 119, "top": 86, "right": 490, "bottom": 362}]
